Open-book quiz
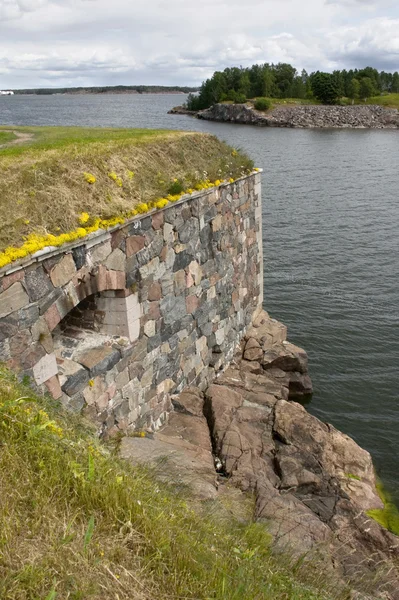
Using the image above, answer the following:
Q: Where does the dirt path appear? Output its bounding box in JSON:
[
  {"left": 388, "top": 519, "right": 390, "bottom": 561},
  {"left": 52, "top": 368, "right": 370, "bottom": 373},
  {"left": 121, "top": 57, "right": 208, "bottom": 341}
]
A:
[{"left": 0, "top": 130, "right": 35, "bottom": 149}]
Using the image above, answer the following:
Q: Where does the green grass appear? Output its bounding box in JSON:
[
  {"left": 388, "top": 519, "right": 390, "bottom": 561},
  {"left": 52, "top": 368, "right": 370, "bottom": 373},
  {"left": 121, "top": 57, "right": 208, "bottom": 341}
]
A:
[
  {"left": 0, "top": 367, "right": 347, "bottom": 600},
  {"left": 0, "top": 126, "right": 171, "bottom": 157},
  {"left": 0, "top": 131, "right": 17, "bottom": 145},
  {"left": 367, "top": 481, "right": 399, "bottom": 537},
  {"left": 0, "top": 126, "right": 253, "bottom": 252},
  {"left": 368, "top": 93, "right": 399, "bottom": 109}
]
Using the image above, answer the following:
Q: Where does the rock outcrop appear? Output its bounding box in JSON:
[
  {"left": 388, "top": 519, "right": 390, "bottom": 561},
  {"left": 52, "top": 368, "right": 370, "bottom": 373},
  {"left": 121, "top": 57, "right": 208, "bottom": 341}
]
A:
[
  {"left": 121, "top": 310, "right": 399, "bottom": 598},
  {"left": 197, "top": 103, "right": 399, "bottom": 129},
  {"left": 168, "top": 105, "right": 198, "bottom": 116}
]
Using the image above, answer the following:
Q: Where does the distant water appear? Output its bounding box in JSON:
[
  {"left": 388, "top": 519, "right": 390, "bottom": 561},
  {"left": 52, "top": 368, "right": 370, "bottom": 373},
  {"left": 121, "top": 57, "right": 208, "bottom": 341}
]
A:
[{"left": 1, "top": 93, "right": 398, "bottom": 503}]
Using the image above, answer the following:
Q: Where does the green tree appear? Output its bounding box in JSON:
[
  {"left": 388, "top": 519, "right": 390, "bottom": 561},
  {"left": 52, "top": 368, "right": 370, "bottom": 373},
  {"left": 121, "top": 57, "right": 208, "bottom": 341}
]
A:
[
  {"left": 347, "top": 78, "right": 360, "bottom": 103},
  {"left": 310, "top": 72, "right": 339, "bottom": 104},
  {"left": 359, "top": 77, "right": 375, "bottom": 102},
  {"left": 392, "top": 72, "right": 399, "bottom": 93}
]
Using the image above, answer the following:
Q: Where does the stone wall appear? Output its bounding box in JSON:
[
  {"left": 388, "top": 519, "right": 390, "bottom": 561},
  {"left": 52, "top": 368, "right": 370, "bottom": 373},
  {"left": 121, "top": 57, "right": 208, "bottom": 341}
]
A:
[{"left": 0, "top": 172, "right": 263, "bottom": 434}]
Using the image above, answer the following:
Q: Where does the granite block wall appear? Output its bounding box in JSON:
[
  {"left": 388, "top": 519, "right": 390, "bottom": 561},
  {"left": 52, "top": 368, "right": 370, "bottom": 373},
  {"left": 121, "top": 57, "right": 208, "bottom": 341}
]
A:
[{"left": 0, "top": 172, "right": 263, "bottom": 434}]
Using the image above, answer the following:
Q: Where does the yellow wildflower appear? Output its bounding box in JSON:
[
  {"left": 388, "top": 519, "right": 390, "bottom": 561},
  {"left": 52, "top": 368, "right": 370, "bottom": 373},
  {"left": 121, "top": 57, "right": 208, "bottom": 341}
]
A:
[
  {"left": 79, "top": 212, "right": 90, "bottom": 225},
  {"left": 84, "top": 172, "right": 96, "bottom": 184},
  {"left": 108, "top": 172, "right": 123, "bottom": 187},
  {"left": 231, "top": 149, "right": 238, "bottom": 157},
  {"left": 136, "top": 203, "right": 149, "bottom": 214}
]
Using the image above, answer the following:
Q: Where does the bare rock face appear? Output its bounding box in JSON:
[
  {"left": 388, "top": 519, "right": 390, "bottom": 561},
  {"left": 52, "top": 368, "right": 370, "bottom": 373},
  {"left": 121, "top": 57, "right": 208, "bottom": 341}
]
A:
[
  {"left": 121, "top": 309, "right": 399, "bottom": 598},
  {"left": 120, "top": 388, "right": 217, "bottom": 500},
  {"left": 241, "top": 311, "right": 313, "bottom": 399},
  {"left": 202, "top": 311, "right": 399, "bottom": 598}
]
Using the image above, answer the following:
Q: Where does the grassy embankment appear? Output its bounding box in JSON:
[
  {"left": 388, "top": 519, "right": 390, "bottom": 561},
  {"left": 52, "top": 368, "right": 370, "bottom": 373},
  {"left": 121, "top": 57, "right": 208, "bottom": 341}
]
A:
[
  {"left": 368, "top": 93, "right": 399, "bottom": 109},
  {"left": 0, "top": 367, "right": 348, "bottom": 600},
  {"left": 0, "top": 126, "right": 253, "bottom": 256},
  {"left": 223, "top": 94, "right": 399, "bottom": 111}
]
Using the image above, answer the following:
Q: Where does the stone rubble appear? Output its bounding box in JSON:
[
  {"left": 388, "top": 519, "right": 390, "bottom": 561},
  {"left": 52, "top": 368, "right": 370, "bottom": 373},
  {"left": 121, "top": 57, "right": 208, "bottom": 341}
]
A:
[{"left": 197, "top": 103, "right": 399, "bottom": 129}]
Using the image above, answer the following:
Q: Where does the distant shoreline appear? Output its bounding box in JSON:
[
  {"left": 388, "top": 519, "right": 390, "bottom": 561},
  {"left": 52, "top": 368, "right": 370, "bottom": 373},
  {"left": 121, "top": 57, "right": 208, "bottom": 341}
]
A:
[{"left": 9, "top": 87, "right": 197, "bottom": 96}]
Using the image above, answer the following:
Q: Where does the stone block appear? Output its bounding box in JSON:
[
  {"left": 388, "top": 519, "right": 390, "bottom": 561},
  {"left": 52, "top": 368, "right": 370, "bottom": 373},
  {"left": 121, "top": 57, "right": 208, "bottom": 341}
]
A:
[
  {"left": 0, "top": 282, "right": 30, "bottom": 319},
  {"left": 50, "top": 254, "right": 77, "bottom": 288},
  {"left": 33, "top": 352, "right": 58, "bottom": 386},
  {"left": 148, "top": 282, "right": 162, "bottom": 301},
  {"left": 77, "top": 346, "right": 121, "bottom": 377},
  {"left": 89, "top": 241, "right": 112, "bottom": 265},
  {"left": 83, "top": 376, "right": 106, "bottom": 406},
  {"left": 39, "top": 288, "right": 64, "bottom": 315},
  {"left": 115, "top": 368, "right": 130, "bottom": 390},
  {"left": 1, "top": 270, "right": 24, "bottom": 292},
  {"left": 72, "top": 245, "right": 87, "bottom": 270},
  {"left": 44, "top": 375, "right": 63, "bottom": 399},
  {"left": 173, "top": 250, "right": 191, "bottom": 272},
  {"left": 0, "top": 316, "right": 18, "bottom": 342},
  {"left": 18, "top": 304, "right": 40, "bottom": 328},
  {"left": 44, "top": 303, "right": 62, "bottom": 331},
  {"left": 160, "top": 295, "right": 187, "bottom": 325},
  {"left": 144, "top": 320, "right": 156, "bottom": 338},
  {"left": 105, "top": 248, "right": 126, "bottom": 272},
  {"left": 10, "top": 329, "right": 32, "bottom": 356},
  {"left": 163, "top": 222, "right": 174, "bottom": 243},
  {"left": 174, "top": 270, "right": 186, "bottom": 294},
  {"left": 186, "top": 295, "right": 199, "bottom": 314},
  {"left": 152, "top": 212, "right": 164, "bottom": 230},
  {"left": 126, "top": 235, "right": 145, "bottom": 257},
  {"left": 188, "top": 261, "right": 203, "bottom": 285},
  {"left": 25, "top": 267, "right": 54, "bottom": 302}
]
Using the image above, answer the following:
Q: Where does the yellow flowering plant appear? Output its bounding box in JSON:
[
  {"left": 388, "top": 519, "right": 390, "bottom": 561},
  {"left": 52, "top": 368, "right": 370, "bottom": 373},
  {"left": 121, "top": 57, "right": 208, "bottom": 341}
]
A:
[
  {"left": 0, "top": 175, "right": 247, "bottom": 270},
  {"left": 84, "top": 172, "right": 96, "bottom": 184}
]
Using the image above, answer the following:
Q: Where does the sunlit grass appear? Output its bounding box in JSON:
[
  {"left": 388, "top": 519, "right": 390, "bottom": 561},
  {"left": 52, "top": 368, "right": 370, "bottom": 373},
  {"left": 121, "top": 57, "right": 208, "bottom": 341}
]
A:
[
  {"left": 0, "top": 367, "right": 344, "bottom": 600},
  {"left": 0, "top": 127, "right": 254, "bottom": 251}
]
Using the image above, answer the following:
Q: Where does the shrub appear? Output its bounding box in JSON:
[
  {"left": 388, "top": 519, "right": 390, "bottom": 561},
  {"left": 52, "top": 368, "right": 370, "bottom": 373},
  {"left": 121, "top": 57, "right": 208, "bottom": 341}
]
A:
[{"left": 254, "top": 97, "right": 272, "bottom": 111}]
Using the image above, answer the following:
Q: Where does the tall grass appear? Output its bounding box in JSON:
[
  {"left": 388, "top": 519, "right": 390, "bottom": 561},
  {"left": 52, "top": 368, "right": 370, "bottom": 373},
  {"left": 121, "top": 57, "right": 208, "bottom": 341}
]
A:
[
  {"left": 0, "top": 128, "right": 253, "bottom": 251},
  {"left": 0, "top": 367, "right": 346, "bottom": 600}
]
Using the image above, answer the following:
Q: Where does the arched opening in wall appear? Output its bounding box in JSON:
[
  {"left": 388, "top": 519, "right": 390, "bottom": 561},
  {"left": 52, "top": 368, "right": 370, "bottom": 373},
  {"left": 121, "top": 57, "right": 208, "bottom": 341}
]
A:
[{"left": 51, "top": 289, "right": 141, "bottom": 422}]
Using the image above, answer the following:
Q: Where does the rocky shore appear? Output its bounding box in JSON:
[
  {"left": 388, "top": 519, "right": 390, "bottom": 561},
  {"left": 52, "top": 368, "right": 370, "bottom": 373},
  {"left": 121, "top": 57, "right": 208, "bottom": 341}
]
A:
[
  {"left": 170, "top": 102, "right": 399, "bottom": 129},
  {"left": 121, "top": 310, "right": 399, "bottom": 599}
]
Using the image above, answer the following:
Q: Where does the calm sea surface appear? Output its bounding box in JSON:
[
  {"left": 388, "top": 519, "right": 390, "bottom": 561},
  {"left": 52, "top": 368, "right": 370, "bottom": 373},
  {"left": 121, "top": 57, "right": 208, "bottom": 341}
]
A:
[{"left": 1, "top": 94, "right": 398, "bottom": 503}]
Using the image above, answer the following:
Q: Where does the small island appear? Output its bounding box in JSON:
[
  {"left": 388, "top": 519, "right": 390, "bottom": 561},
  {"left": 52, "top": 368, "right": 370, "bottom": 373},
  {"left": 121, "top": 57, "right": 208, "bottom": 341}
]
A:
[{"left": 169, "top": 62, "right": 399, "bottom": 129}]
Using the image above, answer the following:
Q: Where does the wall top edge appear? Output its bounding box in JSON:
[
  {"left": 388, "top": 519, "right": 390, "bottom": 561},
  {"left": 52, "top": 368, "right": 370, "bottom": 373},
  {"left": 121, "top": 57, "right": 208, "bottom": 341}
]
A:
[{"left": 0, "top": 170, "right": 262, "bottom": 279}]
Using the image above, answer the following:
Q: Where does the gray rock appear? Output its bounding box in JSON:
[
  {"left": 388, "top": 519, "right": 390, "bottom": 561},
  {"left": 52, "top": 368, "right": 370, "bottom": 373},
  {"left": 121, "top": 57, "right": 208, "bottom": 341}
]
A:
[
  {"left": 160, "top": 294, "right": 187, "bottom": 325},
  {"left": 25, "top": 267, "right": 54, "bottom": 302},
  {"left": 61, "top": 367, "right": 90, "bottom": 397}
]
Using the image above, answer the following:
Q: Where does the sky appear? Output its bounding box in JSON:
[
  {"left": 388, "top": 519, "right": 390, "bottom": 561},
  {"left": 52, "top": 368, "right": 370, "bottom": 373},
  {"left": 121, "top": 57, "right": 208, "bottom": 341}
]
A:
[{"left": 0, "top": 0, "right": 398, "bottom": 89}]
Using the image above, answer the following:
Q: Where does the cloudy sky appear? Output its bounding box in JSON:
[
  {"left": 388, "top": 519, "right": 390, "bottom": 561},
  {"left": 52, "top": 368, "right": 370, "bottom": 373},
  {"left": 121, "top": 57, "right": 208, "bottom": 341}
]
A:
[{"left": 0, "top": 0, "right": 398, "bottom": 89}]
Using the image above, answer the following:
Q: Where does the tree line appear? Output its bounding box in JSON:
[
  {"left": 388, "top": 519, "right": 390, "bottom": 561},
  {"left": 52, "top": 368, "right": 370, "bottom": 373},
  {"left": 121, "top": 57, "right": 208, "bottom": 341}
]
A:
[
  {"left": 12, "top": 85, "right": 198, "bottom": 95},
  {"left": 186, "top": 64, "right": 399, "bottom": 110}
]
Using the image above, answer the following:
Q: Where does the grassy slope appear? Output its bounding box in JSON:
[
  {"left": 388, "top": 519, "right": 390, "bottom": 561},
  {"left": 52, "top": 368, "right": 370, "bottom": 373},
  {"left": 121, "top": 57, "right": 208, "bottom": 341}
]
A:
[
  {"left": 0, "top": 126, "right": 253, "bottom": 251},
  {"left": 246, "top": 94, "right": 399, "bottom": 109},
  {"left": 0, "top": 367, "right": 347, "bottom": 600},
  {"left": 368, "top": 93, "right": 399, "bottom": 109}
]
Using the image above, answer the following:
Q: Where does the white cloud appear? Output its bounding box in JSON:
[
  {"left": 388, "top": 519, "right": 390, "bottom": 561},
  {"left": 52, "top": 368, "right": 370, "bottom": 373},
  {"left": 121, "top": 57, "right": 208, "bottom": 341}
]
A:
[{"left": 0, "top": 0, "right": 397, "bottom": 88}]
